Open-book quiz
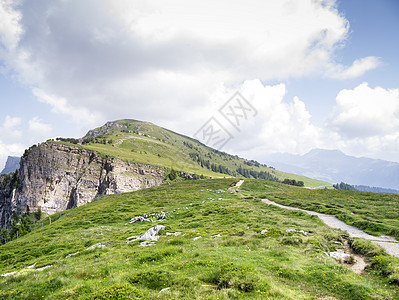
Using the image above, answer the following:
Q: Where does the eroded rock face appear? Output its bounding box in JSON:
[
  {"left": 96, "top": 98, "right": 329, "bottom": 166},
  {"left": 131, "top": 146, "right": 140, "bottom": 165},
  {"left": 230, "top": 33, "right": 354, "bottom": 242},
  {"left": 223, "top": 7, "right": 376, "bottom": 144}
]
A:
[{"left": 0, "top": 142, "right": 165, "bottom": 227}]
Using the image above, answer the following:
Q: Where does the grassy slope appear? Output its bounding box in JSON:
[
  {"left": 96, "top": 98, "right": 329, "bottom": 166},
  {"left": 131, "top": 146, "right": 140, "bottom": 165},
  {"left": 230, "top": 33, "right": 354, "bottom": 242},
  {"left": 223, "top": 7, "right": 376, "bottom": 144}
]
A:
[
  {"left": 1, "top": 179, "right": 398, "bottom": 299},
  {"left": 61, "top": 119, "right": 331, "bottom": 188},
  {"left": 240, "top": 180, "right": 399, "bottom": 240}
]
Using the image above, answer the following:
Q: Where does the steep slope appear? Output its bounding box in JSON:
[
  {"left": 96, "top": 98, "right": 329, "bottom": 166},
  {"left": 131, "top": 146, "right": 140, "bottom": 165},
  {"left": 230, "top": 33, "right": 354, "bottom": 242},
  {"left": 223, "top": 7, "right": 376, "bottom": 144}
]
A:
[
  {"left": 0, "top": 142, "right": 164, "bottom": 228},
  {"left": 265, "top": 149, "right": 399, "bottom": 190},
  {"left": 0, "top": 179, "right": 398, "bottom": 299},
  {"left": 0, "top": 156, "right": 20, "bottom": 175}
]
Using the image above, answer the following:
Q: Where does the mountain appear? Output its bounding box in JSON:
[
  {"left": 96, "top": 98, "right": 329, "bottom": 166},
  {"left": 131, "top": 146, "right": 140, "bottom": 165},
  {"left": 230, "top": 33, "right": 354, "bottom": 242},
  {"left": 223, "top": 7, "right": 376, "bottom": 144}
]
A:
[
  {"left": 0, "top": 156, "right": 20, "bottom": 175},
  {"left": 264, "top": 149, "right": 399, "bottom": 190},
  {"left": 0, "top": 119, "right": 330, "bottom": 229}
]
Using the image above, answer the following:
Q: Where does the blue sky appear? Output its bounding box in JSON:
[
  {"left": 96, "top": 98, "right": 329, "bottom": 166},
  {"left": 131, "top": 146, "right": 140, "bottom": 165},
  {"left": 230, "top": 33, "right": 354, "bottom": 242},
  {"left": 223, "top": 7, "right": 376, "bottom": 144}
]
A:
[{"left": 0, "top": 0, "right": 398, "bottom": 169}]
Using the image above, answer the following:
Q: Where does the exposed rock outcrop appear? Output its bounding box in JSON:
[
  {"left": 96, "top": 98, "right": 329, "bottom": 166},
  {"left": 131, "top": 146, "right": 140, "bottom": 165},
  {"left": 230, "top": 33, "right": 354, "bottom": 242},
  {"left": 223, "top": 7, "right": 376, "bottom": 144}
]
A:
[
  {"left": 0, "top": 142, "right": 165, "bottom": 228},
  {"left": 0, "top": 156, "right": 20, "bottom": 175}
]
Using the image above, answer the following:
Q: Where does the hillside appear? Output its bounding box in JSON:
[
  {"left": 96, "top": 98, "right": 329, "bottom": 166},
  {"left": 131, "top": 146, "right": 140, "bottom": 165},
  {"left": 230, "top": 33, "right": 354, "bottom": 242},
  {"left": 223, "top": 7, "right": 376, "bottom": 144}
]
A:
[
  {"left": 264, "top": 149, "right": 399, "bottom": 190},
  {"left": 0, "top": 119, "right": 330, "bottom": 231},
  {"left": 1, "top": 179, "right": 399, "bottom": 299},
  {"left": 58, "top": 119, "right": 331, "bottom": 188}
]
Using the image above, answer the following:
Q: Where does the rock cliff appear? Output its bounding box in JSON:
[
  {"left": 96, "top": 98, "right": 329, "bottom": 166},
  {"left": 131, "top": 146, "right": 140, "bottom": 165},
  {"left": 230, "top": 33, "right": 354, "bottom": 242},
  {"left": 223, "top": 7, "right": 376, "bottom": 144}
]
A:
[{"left": 0, "top": 142, "right": 165, "bottom": 228}]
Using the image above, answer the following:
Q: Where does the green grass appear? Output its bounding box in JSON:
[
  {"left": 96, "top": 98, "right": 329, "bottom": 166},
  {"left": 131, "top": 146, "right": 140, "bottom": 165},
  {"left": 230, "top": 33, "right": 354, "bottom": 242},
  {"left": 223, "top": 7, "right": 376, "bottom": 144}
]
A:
[{"left": 0, "top": 179, "right": 398, "bottom": 299}]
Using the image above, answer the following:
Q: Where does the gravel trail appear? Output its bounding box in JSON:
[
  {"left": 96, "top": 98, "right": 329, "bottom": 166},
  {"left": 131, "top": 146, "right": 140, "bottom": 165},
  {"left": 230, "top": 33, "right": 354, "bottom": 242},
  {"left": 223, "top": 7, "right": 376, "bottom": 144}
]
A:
[{"left": 262, "top": 198, "right": 399, "bottom": 258}]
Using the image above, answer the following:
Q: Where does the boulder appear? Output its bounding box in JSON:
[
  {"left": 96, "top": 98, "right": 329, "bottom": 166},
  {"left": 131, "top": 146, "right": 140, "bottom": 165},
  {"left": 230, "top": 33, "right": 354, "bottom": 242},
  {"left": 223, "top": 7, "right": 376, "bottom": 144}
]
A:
[{"left": 126, "top": 225, "right": 165, "bottom": 243}]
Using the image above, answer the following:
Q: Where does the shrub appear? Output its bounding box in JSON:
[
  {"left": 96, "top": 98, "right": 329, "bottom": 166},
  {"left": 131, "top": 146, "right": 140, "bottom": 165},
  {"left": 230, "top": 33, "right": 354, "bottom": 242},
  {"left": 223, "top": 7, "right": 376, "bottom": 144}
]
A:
[
  {"left": 128, "top": 270, "right": 172, "bottom": 290},
  {"left": 203, "top": 262, "right": 257, "bottom": 292},
  {"left": 92, "top": 283, "right": 142, "bottom": 299}
]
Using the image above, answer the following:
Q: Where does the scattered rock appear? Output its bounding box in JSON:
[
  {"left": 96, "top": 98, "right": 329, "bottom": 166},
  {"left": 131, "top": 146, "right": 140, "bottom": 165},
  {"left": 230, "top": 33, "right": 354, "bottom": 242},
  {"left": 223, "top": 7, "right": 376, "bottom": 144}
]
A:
[
  {"left": 1, "top": 271, "right": 17, "bottom": 277},
  {"left": 211, "top": 234, "right": 221, "bottom": 238},
  {"left": 126, "top": 225, "right": 165, "bottom": 243},
  {"left": 299, "top": 230, "right": 308, "bottom": 236},
  {"left": 261, "top": 230, "right": 268, "bottom": 234},
  {"left": 330, "top": 251, "right": 351, "bottom": 263},
  {"left": 286, "top": 229, "right": 296, "bottom": 233},
  {"left": 26, "top": 263, "right": 36, "bottom": 269},
  {"left": 166, "top": 232, "right": 182, "bottom": 237},
  {"left": 65, "top": 251, "right": 80, "bottom": 259},
  {"left": 139, "top": 241, "right": 156, "bottom": 247},
  {"left": 158, "top": 211, "right": 166, "bottom": 219},
  {"left": 193, "top": 236, "right": 202, "bottom": 241},
  {"left": 35, "top": 265, "right": 52, "bottom": 271},
  {"left": 159, "top": 287, "right": 170, "bottom": 293},
  {"left": 129, "top": 216, "right": 151, "bottom": 223},
  {"left": 86, "top": 241, "right": 113, "bottom": 250}
]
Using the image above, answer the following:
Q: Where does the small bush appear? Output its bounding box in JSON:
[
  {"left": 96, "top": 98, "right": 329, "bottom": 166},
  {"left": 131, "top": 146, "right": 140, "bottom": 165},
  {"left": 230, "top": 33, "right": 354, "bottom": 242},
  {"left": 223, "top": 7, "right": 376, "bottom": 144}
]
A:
[
  {"left": 92, "top": 283, "right": 142, "bottom": 299},
  {"left": 128, "top": 270, "right": 172, "bottom": 290},
  {"left": 349, "top": 238, "right": 385, "bottom": 257},
  {"left": 280, "top": 236, "right": 303, "bottom": 246},
  {"left": 203, "top": 262, "right": 257, "bottom": 292}
]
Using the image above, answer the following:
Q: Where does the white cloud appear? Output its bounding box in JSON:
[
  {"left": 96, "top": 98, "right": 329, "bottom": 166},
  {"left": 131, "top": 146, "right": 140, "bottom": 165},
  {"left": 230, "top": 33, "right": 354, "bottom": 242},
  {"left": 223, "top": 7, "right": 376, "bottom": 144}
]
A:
[
  {"left": 0, "top": 115, "right": 22, "bottom": 139},
  {"left": 0, "top": 0, "right": 393, "bottom": 164},
  {"left": 327, "top": 56, "right": 380, "bottom": 79},
  {"left": 0, "top": 139, "right": 25, "bottom": 171},
  {"left": 32, "top": 88, "right": 101, "bottom": 127},
  {"left": 28, "top": 116, "right": 52, "bottom": 143},
  {"left": 206, "top": 79, "right": 324, "bottom": 158},
  {"left": 329, "top": 82, "right": 399, "bottom": 138},
  {"left": 0, "top": 0, "right": 352, "bottom": 126},
  {"left": 0, "top": 0, "right": 21, "bottom": 50}
]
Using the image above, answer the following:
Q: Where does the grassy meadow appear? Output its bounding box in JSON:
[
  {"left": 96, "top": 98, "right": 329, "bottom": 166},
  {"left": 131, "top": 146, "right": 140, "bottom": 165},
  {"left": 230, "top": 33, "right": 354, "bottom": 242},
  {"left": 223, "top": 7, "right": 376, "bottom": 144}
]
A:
[{"left": 1, "top": 179, "right": 398, "bottom": 299}]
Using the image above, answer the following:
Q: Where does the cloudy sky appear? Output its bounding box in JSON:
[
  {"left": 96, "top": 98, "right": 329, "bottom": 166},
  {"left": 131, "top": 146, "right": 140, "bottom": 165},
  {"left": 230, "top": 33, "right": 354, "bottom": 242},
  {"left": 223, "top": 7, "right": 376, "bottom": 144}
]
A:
[{"left": 0, "top": 0, "right": 398, "bottom": 169}]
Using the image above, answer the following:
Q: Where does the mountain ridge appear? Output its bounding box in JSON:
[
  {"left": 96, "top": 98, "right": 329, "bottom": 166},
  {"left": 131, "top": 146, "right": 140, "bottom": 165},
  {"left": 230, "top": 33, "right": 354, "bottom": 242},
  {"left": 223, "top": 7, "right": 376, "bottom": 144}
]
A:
[{"left": 265, "top": 149, "right": 399, "bottom": 190}]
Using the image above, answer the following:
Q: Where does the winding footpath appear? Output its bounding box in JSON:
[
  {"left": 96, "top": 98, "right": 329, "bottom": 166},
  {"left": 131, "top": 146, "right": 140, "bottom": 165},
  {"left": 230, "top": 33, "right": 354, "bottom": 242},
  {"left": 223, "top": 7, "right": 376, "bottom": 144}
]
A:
[{"left": 262, "top": 198, "right": 399, "bottom": 258}]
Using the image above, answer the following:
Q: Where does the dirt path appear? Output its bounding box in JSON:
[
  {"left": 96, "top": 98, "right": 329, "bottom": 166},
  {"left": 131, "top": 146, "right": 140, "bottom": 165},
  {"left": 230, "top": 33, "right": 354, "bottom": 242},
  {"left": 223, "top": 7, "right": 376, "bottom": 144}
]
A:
[{"left": 262, "top": 198, "right": 399, "bottom": 258}]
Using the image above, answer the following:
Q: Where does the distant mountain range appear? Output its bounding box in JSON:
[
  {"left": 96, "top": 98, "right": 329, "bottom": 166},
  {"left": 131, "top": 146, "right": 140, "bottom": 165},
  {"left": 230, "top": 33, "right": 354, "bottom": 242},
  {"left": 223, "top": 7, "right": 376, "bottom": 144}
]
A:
[
  {"left": 0, "top": 156, "right": 20, "bottom": 175},
  {"left": 264, "top": 149, "right": 399, "bottom": 191}
]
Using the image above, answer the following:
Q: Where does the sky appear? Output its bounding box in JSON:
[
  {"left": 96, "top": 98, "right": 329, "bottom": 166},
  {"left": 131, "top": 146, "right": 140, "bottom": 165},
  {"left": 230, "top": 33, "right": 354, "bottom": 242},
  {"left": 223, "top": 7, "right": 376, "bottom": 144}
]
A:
[{"left": 0, "top": 0, "right": 398, "bottom": 170}]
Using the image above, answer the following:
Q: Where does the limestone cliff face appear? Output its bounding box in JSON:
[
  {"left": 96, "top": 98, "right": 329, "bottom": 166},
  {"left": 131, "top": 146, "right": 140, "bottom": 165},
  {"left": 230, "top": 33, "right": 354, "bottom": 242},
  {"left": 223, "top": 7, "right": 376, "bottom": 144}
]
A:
[{"left": 0, "top": 142, "right": 165, "bottom": 227}]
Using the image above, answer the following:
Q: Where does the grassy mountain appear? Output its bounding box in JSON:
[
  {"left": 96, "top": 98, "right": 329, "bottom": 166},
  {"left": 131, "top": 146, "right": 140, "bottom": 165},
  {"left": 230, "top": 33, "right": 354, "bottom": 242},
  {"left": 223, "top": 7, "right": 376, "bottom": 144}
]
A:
[
  {"left": 1, "top": 179, "right": 398, "bottom": 299},
  {"left": 55, "top": 119, "right": 331, "bottom": 188}
]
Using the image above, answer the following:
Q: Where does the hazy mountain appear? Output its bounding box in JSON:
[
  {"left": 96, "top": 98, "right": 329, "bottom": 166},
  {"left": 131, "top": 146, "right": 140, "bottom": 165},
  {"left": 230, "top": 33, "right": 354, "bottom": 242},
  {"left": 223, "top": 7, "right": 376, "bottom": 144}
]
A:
[
  {"left": 264, "top": 149, "right": 399, "bottom": 190},
  {"left": 0, "top": 156, "right": 20, "bottom": 175}
]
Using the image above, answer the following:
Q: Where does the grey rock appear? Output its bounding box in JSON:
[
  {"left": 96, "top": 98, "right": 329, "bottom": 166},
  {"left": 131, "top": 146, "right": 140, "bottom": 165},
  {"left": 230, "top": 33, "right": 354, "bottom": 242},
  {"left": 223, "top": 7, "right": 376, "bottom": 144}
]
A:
[
  {"left": 159, "top": 287, "right": 170, "bottom": 293},
  {"left": 129, "top": 216, "right": 151, "bottom": 223},
  {"left": 158, "top": 211, "right": 166, "bottom": 219},
  {"left": 35, "top": 265, "right": 52, "bottom": 271},
  {"left": 1, "top": 271, "right": 17, "bottom": 277},
  {"left": 65, "top": 251, "right": 80, "bottom": 258},
  {"left": 193, "top": 236, "right": 202, "bottom": 241},
  {"left": 1, "top": 142, "right": 165, "bottom": 228},
  {"left": 0, "top": 156, "right": 20, "bottom": 175},
  {"left": 211, "top": 234, "right": 221, "bottom": 238},
  {"left": 330, "top": 251, "right": 351, "bottom": 262},
  {"left": 139, "top": 241, "right": 155, "bottom": 247},
  {"left": 261, "top": 230, "right": 268, "bottom": 234},
  {"left": 286, "top": 229, "right": 296, "bottom": 233},
  {"left": 166, "top": 232, "right": 181, "bottom": 237},
  {"left": 126, "top": 225, "right": 165, "bottom": 243},
  {"left": 86, "top": 242, "right": 113, "bottom": 250}
]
